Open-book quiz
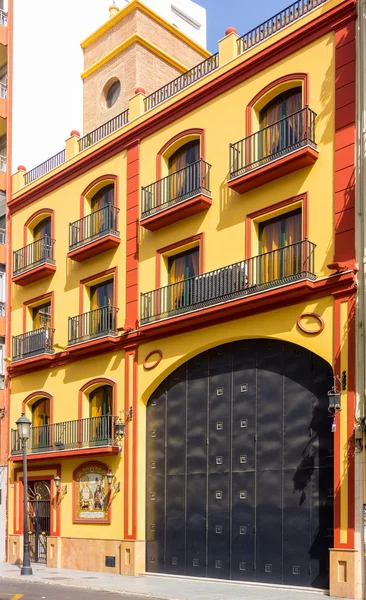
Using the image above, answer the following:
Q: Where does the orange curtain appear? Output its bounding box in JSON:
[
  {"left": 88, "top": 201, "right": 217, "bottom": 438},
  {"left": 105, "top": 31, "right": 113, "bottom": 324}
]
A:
[
  {"left": 261, "top": 98, "right": 282, "bottom": 158},
  {"left": 284, "top": 212, "right": 302, "bottom": 276},
  {"left": 169, "top": 142, "right": 199, "bottom": 200},
  {"left": 261, "top": 221, "right": 282, "bottom": 282},
  {"left": 169, "top": 254, "right": 186, "bottom": 310},
  {"left": 286, "top": 90, "right": 302, "bottom": 143}
]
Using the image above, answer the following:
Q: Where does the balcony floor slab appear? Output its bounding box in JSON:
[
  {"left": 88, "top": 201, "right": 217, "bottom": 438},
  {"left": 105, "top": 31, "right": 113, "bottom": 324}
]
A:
[
  {"left": 228, "top": 145, "right": 318, "bottom": 194},
  {"left": 140, "top": 193, "right": 212, "bottom": 231},
  {"left": 68, "top": 233, "right": 120, "bottom": 262},
  {"left": 12, "top": 263, "right": 56, "bottom": 286}
]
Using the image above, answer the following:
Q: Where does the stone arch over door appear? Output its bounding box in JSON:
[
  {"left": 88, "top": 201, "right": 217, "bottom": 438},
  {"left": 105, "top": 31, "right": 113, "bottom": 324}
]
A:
[{"left": 146, "top": 338, "right": 334, "bottom": 588}]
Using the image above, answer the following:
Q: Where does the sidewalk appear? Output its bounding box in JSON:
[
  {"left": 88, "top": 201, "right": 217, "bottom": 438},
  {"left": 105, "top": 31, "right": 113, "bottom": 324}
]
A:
[{"left": 0, "top": 562, "right": 351, "bottom": 600}]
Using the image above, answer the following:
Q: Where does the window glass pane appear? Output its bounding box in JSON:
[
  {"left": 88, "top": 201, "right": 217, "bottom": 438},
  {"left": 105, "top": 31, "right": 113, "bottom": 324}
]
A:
[
  {"left": 32, "top": 398, "right": 50, "bottom": 426},
  {"left": 106, "top": 81, "right": 120, "bottom": 108},
  {"left": 33, "top": 217, "right": 51, "bottom": 240},
  {"left": 32, "top": 302, "right": 51, "bottom": 329},
  {"left": 169, "top": 141, "right": 200, "bottom": 173},
  {"left": 90, "top": 385, "right": 113, "bottom": 416},
  {"left": 91, "top": 184, "right": 114, "bottom": 210},
  {"left": 90, "top": 280, "right": 114, "bottom": 309}
]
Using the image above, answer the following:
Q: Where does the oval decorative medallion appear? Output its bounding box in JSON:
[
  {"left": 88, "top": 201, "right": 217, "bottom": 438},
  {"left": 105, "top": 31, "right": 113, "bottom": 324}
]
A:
[
  {"left": 297, "top": 312, "right": 325, "bottom": 335},
  {"left": 143, "top": 349, "right": 163, "bottom": 370}
]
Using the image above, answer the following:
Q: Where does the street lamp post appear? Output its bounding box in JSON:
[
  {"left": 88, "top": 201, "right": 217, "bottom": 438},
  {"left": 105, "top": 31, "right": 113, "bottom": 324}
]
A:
[{"left": 16, "top": 412, "right": 33, "bottom": 576}]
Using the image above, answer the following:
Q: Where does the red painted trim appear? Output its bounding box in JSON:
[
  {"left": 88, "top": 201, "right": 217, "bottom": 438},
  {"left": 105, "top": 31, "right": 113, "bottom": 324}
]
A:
[
  {"left": 80, "top": 174, "right": 118, "bottom": 219},
  {"left": 347, "top": 294, "right": 355, "bottom": 548},
  {"left": 156, "top": 128, "right": 205, "bottom": 180},
  {"left": 245, "top": 193, "right": 308, "bottom": 258},
  {"left": 296, "top": 312, "right": 325, "bottom": 334},
  {"left": 333, "top": 21, "right": 356, "bottom": 266},
  {"left": 79, "top": 266, "right": 118, "bottom": 315},
  {"left": 124, "top": 346, "right": 138, "bottom": 539},
  {"left": 229, "top": 146, "right": 318, "bottom": 194},
  {"left": 72, "top": 461, "right": 111, "bottom": 524},
  {"left": 23, "top": 208, "right": 55, "bottom": 245},
  {"left": 143, "top": 349, "right": 163, "bottom": 370},
  {"left": 78, "top": 377, "right": 117, "bottom": 421},
  {"left": 155, "top": 233, "right": 204, "bottom": 289},
  {"left": 22, "top": 391, "right": 54, "bottom": 425},
  {"left": 8, "top": 1, "right": 356, "bottom": 216},
  {"left": 12, "top": 264, "right": 56, "bottom": 287},
  {"left": 14, "top": 463, "right": 61, "bottom": 537},
  {"left": 246, "top": 73, "right": 309, "bottom": 136},
  {"left": 125, "top": 143, "right": 139, "bottom": 330},
  {"left": 8, "top": 271, "right": 357, "bottom": 379},
  {"left": 140, "top": 194, "right": 212, "bottom": 231},
  {"left": 68, "top": 234, "right": 120, "bottom": 262},
  {"left": 23, "top": 291, "right": 54, "bottom": 332},
  {"left": 10, "top": 446, "right": 120, "bottom": 462}
]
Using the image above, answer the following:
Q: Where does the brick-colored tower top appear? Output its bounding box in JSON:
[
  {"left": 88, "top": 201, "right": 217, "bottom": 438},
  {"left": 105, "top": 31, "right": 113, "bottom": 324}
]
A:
[{"left": 82, "top": 1, "right": 209, "bottom": 134}]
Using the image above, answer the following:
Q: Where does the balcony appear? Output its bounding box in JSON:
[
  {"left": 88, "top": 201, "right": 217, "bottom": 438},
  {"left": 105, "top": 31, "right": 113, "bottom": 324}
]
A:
[
  {"left": 10, "top": 415, "right": 119, "bottom": 460},
  {"left": 12, "top": 236, "right": 56, "bottom": 286},
  {"left": 140, "top": 159, "right": 212, "bottom": 231},
  {"left": 68, "top": 305, "right": 119, "bottom": 346},
  {"left": 12, "top": 327, "right": 55, "bottom": 362},
  {"left": 228, "top": 107, "right": 318, "bottom": 194},
  {"left": 68, "top": 205, "right": 120, "bottom": 262},
  {"left": 140, "top": 240, "right": 315, "bottom": 324}
]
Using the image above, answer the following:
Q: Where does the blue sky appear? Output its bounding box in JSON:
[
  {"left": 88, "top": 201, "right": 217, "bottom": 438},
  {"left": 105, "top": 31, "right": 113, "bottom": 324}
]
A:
[{"left": 197, "top": 0, "right": 292, "bottom": 53}]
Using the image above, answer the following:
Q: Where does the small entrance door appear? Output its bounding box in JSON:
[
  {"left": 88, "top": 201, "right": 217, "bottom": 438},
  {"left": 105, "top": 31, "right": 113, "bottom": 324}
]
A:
[{"left": 27, "top": 480, "right": 51, "bottom": 564}]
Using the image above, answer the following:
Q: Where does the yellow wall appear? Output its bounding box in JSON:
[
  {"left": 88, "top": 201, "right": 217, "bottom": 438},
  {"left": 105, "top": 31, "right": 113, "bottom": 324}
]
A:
[{"left": 8, "top": 0, "right": 340, "bottom": 547}]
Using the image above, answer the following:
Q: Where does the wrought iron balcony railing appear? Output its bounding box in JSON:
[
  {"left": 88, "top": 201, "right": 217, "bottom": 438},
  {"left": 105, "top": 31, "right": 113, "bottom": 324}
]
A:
[
  {"left": 68, "top": 305, "right": 119, "bottom": 345},
  {"left": 24, "top": 150, "right": 66, "bottom": 186},
  {"left": 79, "top": 109, "right": 129, "bottom": 152},
  {"left": 140, "top": 240, "right": 315, "bottom": 324},
  {"left": 10, "top": 415, "right": 117, "bottom": 455},
  {"left": 141, "top": 159, "right": 211, "bottom": 219},
  {"left": 69, "top": 205, "right": 120, "bottom": 251},
  {"left": 144, "top": 53, "right": 219, "bottom": 111},
  {"left": 237, "top": 0, "right": 329, "bottom": 54},
  {"left": 13, "top": 236, "right": 55, "bottom": 276},
  {"left": 229, "top": 107, "right": 316, "bottom": 179},
  {"left": 12, "top": 327, "right": 55, "bottom": 361}
]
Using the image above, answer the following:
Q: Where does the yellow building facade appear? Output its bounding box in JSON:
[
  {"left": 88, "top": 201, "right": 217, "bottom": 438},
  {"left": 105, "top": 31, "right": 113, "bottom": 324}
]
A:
[{"left": 6, "top": 0, "right": 360, "bottom": 597}]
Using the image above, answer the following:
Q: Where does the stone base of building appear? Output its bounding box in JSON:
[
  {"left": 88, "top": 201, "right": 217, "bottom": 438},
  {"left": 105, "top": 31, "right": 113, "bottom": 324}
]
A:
[
  {"left": 330, "top": 548, "right": 359, "bottom": 599},
  {"left": 8, "top": 535, "right": 145, "bottom": 575},
  {"left": 46, "top": 537, "right": 146, "bottom": 575},
  {"left": 8, "top": 534, "right": 23, "bottom": 565}
]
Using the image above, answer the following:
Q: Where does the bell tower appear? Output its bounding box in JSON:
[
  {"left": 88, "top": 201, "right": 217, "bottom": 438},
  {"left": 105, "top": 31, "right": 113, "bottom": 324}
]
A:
[{"left": 81, "top": 0, "right": 209, "bottom": 134}]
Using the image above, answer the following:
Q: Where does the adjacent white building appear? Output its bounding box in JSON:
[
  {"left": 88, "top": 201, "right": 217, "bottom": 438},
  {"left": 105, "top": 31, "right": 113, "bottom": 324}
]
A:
[{"left": 12, "top": 0, "right": 206, "bottom": 170}]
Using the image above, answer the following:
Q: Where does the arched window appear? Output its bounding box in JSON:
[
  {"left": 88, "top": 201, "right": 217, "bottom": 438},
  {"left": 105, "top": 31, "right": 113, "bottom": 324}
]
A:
[
  {"left": 168, "top": 140, "right": 200, "bottom": 174},
  {"left": 31, "top": 397, "right": 51, "bottom": 450},
  {"left": 259, "top": 87, "right": 302, "bottom": 157},
  {"left": 90, "top": 184, "right": 115, "bottom": 237},
  {"left": 33, "top": 216, "right": 51, "bottom": 241},
  {"left": 168, "top": 140, "right": 200, "bottom": 200},
  {"left": 89, "top": 385, "right": 113, "bottom": 445},
  {"left": 31, "top": 215, "right": 52, "bottom": 264}
]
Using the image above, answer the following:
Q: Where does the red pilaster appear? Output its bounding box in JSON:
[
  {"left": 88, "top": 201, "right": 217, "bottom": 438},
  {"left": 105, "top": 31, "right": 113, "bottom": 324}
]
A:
[{"left": 125, "top": 142, "right": 140, "bottom": 330}]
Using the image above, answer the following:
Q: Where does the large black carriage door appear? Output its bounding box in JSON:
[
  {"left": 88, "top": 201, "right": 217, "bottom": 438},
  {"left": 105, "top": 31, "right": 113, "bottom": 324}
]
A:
[
  {"left": 146, "top": 339, "right": 334, "bottom": 588},
  {"left": 28, "top": 480, "right": 51, "bottom": 563}
]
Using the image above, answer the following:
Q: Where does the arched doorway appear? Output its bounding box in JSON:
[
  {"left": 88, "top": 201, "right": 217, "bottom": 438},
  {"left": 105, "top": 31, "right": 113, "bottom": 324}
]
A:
[{"left": 146, "top": 339, "right": 333, "bottom": 588}]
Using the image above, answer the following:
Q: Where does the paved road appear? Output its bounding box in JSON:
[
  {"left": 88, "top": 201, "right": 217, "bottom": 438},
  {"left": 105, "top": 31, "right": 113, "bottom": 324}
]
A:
[{"left": 0, "top": 579, "right": 165, "bottom": 600}]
